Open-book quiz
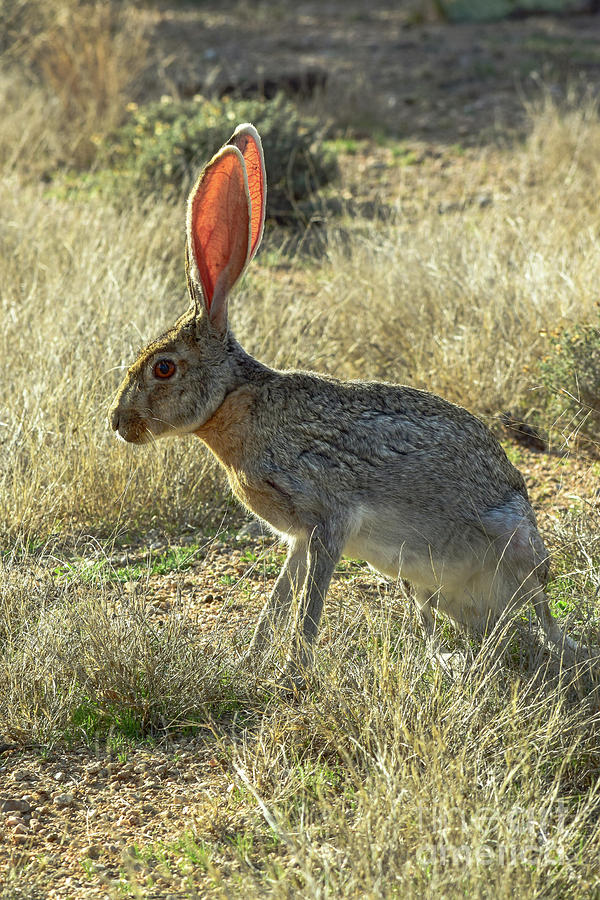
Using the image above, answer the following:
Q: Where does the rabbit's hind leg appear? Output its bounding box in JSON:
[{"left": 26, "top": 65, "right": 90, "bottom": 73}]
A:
[
  {"left": 531, "top": 586, "right": 600, "bottom": 695},
  {"left": 532, "top": 587, "right": 583, "bottom": 663},
  {"left": 490, "top": 513, "right": 589, "bottom": 668}
]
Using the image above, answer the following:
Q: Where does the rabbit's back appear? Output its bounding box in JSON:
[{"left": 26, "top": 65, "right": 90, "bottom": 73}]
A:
[{"left": 248, "top": 370, "right": 527, "bottom": 519}]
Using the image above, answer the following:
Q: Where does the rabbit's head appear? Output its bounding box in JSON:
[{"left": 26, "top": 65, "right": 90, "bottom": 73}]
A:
[{"left": 110, "top": 124, "right": 266, "bottom": 444}]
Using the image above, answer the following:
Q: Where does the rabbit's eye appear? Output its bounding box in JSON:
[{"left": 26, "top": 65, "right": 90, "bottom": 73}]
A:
[{"left": 154, "top": 359, "right": 176, "bottom": 379}]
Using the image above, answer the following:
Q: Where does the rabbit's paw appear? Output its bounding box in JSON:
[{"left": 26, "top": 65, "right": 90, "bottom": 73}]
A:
[{"left": 276, "top": 665, "right": 310, "bottom": 696}]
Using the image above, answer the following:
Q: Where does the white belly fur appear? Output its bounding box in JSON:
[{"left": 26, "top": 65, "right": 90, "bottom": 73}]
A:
[{"left": 342, "top": 501, "right": 539, "bottom": 630}]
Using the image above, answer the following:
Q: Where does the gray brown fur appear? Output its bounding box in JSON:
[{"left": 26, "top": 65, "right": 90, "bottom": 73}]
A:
[{"left": 110, "top": 124, "right": 580, "bottom": 680}]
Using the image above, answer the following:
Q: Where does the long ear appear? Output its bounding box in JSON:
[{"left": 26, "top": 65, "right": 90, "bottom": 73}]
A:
[
  {"left": 228, "top": 123, "right": 266, "bottom": 261},
  {"left": 186, "top": 144, "right": 251, "bottom": 335}
]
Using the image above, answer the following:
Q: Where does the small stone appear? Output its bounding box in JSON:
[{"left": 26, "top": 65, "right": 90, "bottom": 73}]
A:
[
  {"left": 12, "top": 770, "right": 32, "bottom": 783},
  {"left": 53, "top": 793, "right": 74, "bottom": 808},
  {"left": 11, "top": 834, "right": 27, "bottom": 845},
  {"left": 5, "top": 815, "right": 24, "bottom": 827},
  {"left": 53, "top": 772, "right": 66, "bottom": 782},
  {"left": 29, "top": 819, "right": 42, "bottom": 833},
  {"left": 2, "top": 798, "right": 31, "bottom": 814},
  {"left": 84, "top": 844, "right": 101, "bottom": 860},
  {"left": 14, "top": 822, "right": 28, "bottom": 835}
]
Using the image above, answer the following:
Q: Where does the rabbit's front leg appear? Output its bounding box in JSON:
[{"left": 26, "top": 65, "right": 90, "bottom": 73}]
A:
[
  {"left": 247, "top": 536, "right": 308, "bottom": 656},
  {"left": 414, "top": 587, "right": 466, "bottom": 675},
  {"left": 285, "top": 521, "right": 347, "bottom": 680}
]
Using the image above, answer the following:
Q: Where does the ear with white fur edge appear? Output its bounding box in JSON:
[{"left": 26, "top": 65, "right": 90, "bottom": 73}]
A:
[
  {"left": 186, "top": 144, "right": 251, "bottom": 336},
  {"left": 227, "top": 123, "right": 266, "bottom": 261}
]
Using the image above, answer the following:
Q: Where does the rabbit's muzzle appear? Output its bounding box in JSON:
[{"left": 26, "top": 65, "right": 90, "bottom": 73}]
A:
[
  {"left": 110, "top": 405, "right": 120, "bottom": 433},
  {"left": 110, "top": 404, "right": 151, "bottom": 444}
]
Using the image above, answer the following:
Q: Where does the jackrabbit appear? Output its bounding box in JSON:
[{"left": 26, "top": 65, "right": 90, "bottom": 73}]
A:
[{"left": 110, "top": 123, "right": 581, "bottom": 679}]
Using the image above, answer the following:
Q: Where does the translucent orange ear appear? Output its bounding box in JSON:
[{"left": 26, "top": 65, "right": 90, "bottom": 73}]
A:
[
  {"left": 186, "top": 144, "right": 251, "bottom": 332},
  {"left": 228, "top": 123, "right": 266, "bottom": 262}
]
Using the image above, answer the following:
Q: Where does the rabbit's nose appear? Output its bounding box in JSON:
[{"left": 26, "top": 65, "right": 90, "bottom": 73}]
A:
[{"left": 110, "top": 406, "right": 120, "bottom": 432}]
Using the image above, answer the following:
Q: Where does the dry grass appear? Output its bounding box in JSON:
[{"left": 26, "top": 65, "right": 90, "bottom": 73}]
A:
[
  {"left": 0, "top": 77, "right": 598, "bottom": 568},
  {"left": 2, "top": 530, "right": 600, "bottom": 896},
  {"left": 234, "top": 94, "right": 600, "bottom": 429},
  {"left": 0, "top": 553, "right": 240, "bottom": 746},
  {"left": 2, "top": 7, "right": 600, "bottom": 893},
  {"left": 0, "top": 174, "right": 226, "bottom": 539},
  {"left": 2, "top": 85, "right": 600, "bottom": 537},
  {"left": 229, "top": 635, "right": 600, "bottom": 898},
  {"left": 1, "top": 0, "right": 148, "bottom": 173}
]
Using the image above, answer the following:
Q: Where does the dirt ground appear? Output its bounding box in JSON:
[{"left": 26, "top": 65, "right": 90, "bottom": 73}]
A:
[
  {"left": 142, "top": 1, "right": 600, "bottom": 146},
  {"left": 3, "top": 2, "right": 600, "bottom": 896}
]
